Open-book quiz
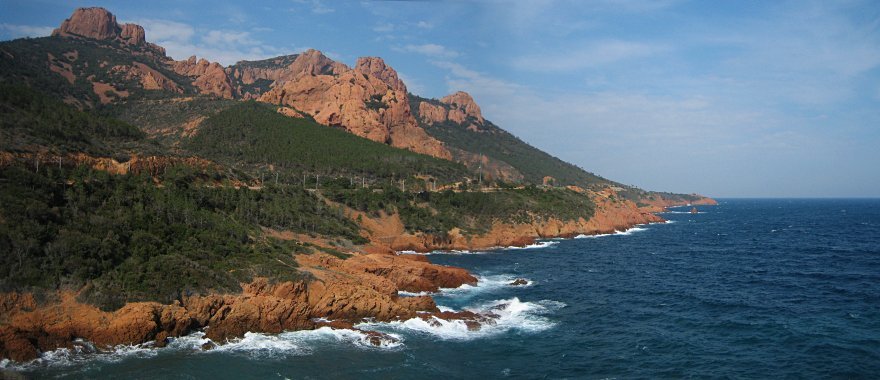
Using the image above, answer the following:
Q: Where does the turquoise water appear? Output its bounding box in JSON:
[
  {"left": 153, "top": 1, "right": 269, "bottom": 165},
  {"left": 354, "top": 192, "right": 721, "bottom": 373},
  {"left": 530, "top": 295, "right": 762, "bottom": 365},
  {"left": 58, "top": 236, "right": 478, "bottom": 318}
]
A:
[{"left": 5, "top": 199, "right": 880, "bottom": 379}]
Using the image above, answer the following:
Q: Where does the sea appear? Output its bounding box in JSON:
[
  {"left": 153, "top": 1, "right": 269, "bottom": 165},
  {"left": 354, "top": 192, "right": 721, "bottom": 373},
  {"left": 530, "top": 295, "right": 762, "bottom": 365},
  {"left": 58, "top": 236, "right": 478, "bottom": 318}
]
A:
[{"left": 3, "top": 199, "right": 879, "bottom": 379}]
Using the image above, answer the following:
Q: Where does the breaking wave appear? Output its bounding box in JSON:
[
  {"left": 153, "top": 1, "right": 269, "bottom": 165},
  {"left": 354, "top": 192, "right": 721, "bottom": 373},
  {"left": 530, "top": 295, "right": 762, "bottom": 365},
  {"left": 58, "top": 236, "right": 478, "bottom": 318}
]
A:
[
  {"left": 398, "top": 274, "right": 533, "bottom": 297},
  {"left": 0, "top": 339, "right": 158, "bottom": 371},
  {"left": 357, "top": 297, "right": 564, "bottom": 341},
  {"left": 503, "top": 240, "right": 559, "bottom": 250},
  {"left": 574, "top": 225, "right": 649, "bottom": 239},
  {"left": 1, "top": 327, "right": 403, "bottom": 371}
]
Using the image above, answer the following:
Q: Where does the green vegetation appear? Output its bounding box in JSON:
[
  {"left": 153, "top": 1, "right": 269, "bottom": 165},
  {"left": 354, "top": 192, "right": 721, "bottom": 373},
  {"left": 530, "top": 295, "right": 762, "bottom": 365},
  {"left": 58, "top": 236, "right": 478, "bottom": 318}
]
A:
[
  {"left": 0, "top": 164, "right": 369, "bottom": 310},
  {"left": 229, "top": 54, "right": 300, "bottom": 71},
  {"left": 328, "top": 184, "right": 595, "bottom": 235},
  {"left": 0, "top": 36, "right": 193, "bottom": 105},
  {"left": 185, "top": 101, "right": 471, "bottom": 182},
  {"left": 410, "top": 94, "right": 612, "bottom": 189},
  {"left": 105, "top": 95, "right": 238, "bottom": 138},
  {"left": 0, "top": 83, "right": 145, "bottom": 155}
]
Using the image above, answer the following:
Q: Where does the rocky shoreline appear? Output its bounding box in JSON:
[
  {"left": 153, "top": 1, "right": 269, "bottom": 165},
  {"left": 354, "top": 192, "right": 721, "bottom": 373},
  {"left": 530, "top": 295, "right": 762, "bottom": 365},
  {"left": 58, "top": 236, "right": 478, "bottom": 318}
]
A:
[{"left": 0, "top": 192, "right": 715, "bottom": 364}]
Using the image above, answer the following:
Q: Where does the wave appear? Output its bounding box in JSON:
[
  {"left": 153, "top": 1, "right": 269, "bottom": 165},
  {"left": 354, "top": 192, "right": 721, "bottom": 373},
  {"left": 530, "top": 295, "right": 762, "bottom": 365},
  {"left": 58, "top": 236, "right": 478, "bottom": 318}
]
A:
[
  {"left": 398, "top": 290, "right": 433, "bottom": 297},
  {"left": 398, "top": 274, "right": 533, "bottom": 297},
  {"left": 442, "top": 274, "right": 534, "bottom": 295},
  {"left": 0, "top": 338, "right": 159, "bottom": 371},
  {"left": 1, "top": 326, "right": 404, "bottom": 370},
  {"left": 400, "top": 249, "right": 495, "bottom": 256},
  {"left": 574, "top": 225, "right": 649, "bottom": 239},
  {"left": 357, "top": 297, "right": 563, "bottom": 341},
  {"left": 503, "top": 240, "right": 559, "bottom": 250},
  {"left": 204, "top": 328, "right": 403, "bottom": 356}
]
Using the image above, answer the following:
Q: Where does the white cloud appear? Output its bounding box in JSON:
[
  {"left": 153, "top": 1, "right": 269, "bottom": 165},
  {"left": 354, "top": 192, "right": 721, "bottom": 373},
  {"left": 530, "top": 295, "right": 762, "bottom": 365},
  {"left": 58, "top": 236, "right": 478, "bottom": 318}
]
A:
[
  {"left": 0, "top": 23, "right": 53, "bottom": 39},
  {"left": 397, "top": 43, "right": 459, "bottom": 58},
  {"left": 416, "top": 21, "right": 433, "bottom": 29},
  {"left": 131, "top": 19, "right": 194, "bottom": 43},
  {"left": 514, "top": 40, "right": 669, "bottom": 72},
  {"left": 134, "top": 19, "right": 283, "bottom": 65},
  {"left": 430, "top": 60, "right": 523, "bottom": 98},
  {"left": 203, "top": 30, "right": 258, "bottom": 47}
]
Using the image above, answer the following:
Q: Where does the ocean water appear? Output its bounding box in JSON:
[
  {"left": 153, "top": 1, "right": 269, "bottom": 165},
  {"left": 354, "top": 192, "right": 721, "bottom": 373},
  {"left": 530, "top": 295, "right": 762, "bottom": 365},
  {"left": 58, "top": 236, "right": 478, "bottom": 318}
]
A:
[{"left": 4, "top": 199, "right": 880, "bottom": 379}]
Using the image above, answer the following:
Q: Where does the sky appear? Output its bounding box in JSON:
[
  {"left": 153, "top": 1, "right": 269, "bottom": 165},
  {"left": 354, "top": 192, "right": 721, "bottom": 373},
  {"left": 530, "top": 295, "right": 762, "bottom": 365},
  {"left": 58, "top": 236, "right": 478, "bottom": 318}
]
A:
[{"left": 1, "top": 0, "right": 879, "bottom": 197}]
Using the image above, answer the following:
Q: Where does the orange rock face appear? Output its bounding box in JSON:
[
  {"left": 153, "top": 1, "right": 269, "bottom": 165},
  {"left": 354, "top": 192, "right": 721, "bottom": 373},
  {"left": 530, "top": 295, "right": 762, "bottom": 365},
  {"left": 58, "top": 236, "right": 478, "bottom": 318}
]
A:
[
  {"left": 52, "top": 7, "right": 146, "bottom": 47},
  {"left": 355, "top": 56, "right": 407, "bottom": 92},
  {"left": 170, "top": 56, "right": 234, "bottom": 98},
  {"left": 418, "top": 91, "right": 486, "bottom": 132},
  {"left": 0, "top": 250, "right": 478, "bottom": 362},
  {"left": 257, "top": 50, "right": 451, "bottom": 159}
]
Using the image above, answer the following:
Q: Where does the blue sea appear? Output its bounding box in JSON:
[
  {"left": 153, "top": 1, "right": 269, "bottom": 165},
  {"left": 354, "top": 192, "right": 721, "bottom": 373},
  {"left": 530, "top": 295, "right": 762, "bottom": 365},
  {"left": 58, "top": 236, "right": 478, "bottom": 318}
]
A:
[{"left": 5, "top": 199, "right": 880, "bottom": 379}]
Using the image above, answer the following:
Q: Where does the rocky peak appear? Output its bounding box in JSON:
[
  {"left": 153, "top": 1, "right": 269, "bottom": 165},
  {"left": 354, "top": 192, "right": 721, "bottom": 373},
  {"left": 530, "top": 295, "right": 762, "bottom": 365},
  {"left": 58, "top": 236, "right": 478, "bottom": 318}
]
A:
[
  {"left": 170, "top": 55, "right": 234, "bottom": 99},
  {"left": 354, "top": 57, "right": 406, "bottom": 92},
  {"left": 288, "top": 49, "right": 348, "bottom": 78},
  {"left": 52, "top": 7, "right": 145, "bottom": 46},
  {"left": 440, "top": 91, "right": 484, "bottom": 124},
  {"left": 119, "top": 23, "right": 146, "bottom": 45},
  {"left": 417, "top": 91, "right": 486, "bottom": 131}
]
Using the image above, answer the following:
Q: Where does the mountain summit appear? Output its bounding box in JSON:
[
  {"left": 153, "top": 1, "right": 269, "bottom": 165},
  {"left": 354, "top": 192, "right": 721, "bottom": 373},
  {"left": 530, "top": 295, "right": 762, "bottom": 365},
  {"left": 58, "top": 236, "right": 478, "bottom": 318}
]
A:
[{"left": 51, "top": 7, "right": 163, "bottom": 54}]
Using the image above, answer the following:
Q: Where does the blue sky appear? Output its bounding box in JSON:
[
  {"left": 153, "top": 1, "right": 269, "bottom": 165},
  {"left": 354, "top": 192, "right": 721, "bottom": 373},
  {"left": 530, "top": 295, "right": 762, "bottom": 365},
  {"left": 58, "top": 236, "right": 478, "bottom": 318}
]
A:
[{"left": 2, "top": 0, "right": 879, "bottom": 197}]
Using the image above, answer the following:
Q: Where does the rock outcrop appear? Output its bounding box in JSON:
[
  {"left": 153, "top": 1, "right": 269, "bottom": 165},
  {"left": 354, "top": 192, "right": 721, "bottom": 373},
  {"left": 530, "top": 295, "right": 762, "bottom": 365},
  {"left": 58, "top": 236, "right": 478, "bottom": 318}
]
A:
[
  {"left": 257, "top": 50, "right": 451, "bottom": 159},
  {"left": 52, "top": 7, "right": 121, "bottom": 42},
  {"left": 170, "top": 56, "right": 235, "bottom": 98},
  {"left": 354, "top": 56, "right": 406, "bottom": 92},
  {"left": 418, "top": 91, "right": 485, "bottom": 131},
  {"left": 0, "top": 252, "right": 476, "bottom": 362},
  {"left": 51, "top": 7, "right": 163, "bottom": 54}
]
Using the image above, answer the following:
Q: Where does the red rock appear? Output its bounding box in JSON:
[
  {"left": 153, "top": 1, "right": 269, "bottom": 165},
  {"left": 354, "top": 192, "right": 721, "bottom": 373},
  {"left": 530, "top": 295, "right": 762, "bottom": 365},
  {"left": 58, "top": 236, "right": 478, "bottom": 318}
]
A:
[{"left": 52, "top": 7, "right": 147, "bottom": 47}]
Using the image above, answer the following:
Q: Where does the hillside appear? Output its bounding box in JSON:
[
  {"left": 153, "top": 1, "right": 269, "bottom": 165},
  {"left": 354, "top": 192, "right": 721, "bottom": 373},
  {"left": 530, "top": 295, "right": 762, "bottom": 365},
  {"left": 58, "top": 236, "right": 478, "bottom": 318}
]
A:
[
  {"left": 185, "top": 101, "right": 469, "bottom": 182},
  {"left": 409, "top": 93, "right": 613, "bottom": 188},
  {"left": 0, "top": 6, "right": 715, "bottom": 362}
]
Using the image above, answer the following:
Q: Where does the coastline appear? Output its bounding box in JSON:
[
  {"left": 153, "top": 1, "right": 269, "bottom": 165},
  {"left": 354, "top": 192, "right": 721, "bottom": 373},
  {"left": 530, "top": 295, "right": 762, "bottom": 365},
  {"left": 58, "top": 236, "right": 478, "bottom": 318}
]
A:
[{"left": 0, "top": 192, "right": 715, "bottom": 364}]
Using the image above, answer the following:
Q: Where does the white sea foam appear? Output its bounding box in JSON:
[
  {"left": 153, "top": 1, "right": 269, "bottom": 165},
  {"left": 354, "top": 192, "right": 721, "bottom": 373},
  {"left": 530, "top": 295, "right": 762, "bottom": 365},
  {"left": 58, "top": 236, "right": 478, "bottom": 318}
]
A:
[
  {"left": 617, "top": 227, "right": 647, "bottom": 235},
  {"left": 441, "top": 274, "right": 534, "bottom": 295},
  {"left": 1, "top": 338, "right": 158, "bottom": 371},
  {"left": 204, "top": 327, "right": 403, "bottom": 356},
  {"left": 399, "top": 274, "right": 534, "bottom": 297},
  {"left": 3, "top": 326, "right": 404, "bottom": 369},
  {"left": 574, "top": 225, "right": 649, "bottom": 238},
  {"left": 503, "top": 240, "right": 559, "bottom": 250},
  {"left": 357, "top": 297, "right": 562, "bottom": 340},
  {"left": 398, "top": 290, "right": 433, "bottom": 297}
]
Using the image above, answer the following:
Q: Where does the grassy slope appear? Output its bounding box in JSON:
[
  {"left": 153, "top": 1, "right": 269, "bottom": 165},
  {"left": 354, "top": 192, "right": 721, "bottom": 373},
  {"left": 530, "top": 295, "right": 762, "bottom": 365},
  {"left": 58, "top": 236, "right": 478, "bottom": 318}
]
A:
[{"left": 185, "top": 101, "right": 471, "bottom": 183}]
